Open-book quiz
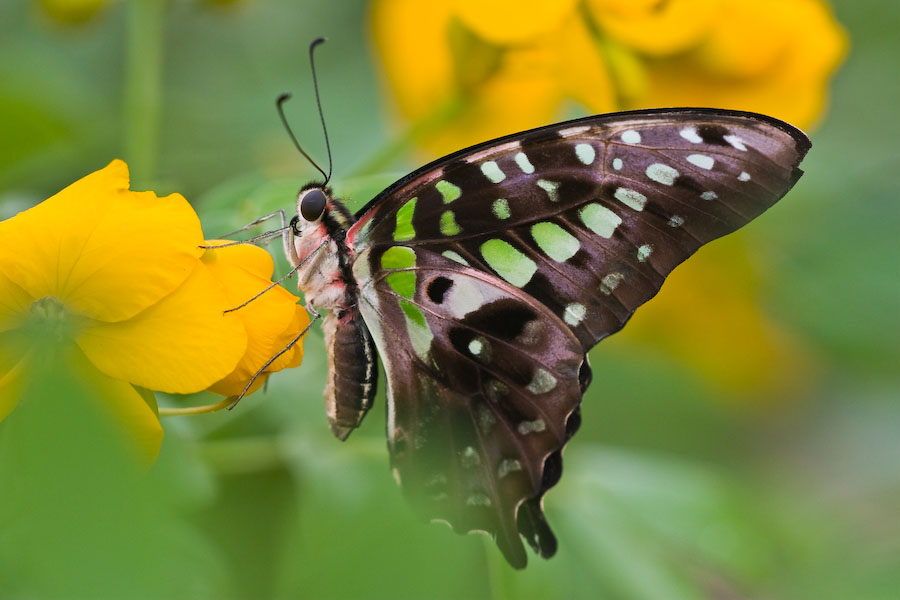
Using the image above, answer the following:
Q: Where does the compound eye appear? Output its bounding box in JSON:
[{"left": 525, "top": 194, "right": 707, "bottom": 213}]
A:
[{"left": 300, "top": 188, "right": 327, "bottom": 221}]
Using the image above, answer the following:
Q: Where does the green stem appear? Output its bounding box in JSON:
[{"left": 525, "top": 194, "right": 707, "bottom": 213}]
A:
[
  {"left": 123, "top": 0, "right": 164, "bottom": 189},
  {"left": 158, "top": 396, "right": 235, "bottom": 416}
]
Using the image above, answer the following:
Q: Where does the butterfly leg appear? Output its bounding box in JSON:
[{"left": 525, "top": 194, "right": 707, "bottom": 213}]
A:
[
  {"left": 223, "top": 239, "right": 328, "bottom": 314},
  {"left": 228, "top": 310, "right": 322, "bottom": 410},
  {"left": 216, "top": 209, "right": 289, "bottom": 239},
  {"left": 199, "top": 210, "right": 294, "bottom": 251}
]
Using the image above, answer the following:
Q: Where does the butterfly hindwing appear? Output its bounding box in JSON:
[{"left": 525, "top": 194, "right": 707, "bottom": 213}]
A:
[{"left": 352, "top": 247, "right": 585, "bottom": 567}]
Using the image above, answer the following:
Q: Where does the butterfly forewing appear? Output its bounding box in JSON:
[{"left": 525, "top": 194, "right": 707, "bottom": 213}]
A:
[
  {"left": 350, "top": 109, "right": 809, "bottom": 351},
  {"left": 343, "top": 108, "right": 810, "bottom": 566}
]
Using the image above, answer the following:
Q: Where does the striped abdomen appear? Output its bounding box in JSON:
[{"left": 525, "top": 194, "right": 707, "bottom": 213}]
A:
[{"left": 322, "top": 308, "right": 378, "bottom": 440}]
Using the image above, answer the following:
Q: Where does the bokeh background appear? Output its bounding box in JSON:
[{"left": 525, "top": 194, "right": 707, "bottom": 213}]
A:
[{"left": 1, "top": 1, "right": 898, "bottom": 598}]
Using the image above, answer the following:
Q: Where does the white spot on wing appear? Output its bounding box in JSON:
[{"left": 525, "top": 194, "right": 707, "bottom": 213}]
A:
[
  {"left": 738, "top": 171, "right": 751, "bottom": 182},
  {"left": 621, "top": 130, "right": 641, "bottom": 144},
  {"left": 613, "top": 157, "right": 623, "bottom": 170},
  {"left": 481, "top": 160, "right": 506, "bottom": 183},
  {"left": 668, "top": 215, "right": 685, "bottom": 227},
  {"left": 476, "top": 404, "right": 496, "bottom": 434},
  {"left": 724, "top": 134, "right": 748, "bottom": 151},
  {"left": 559, "top": 125, "right": 590, "bottom": 137},
  {"left": 517, "top": 418, "right": 547, "bottom": 434},
  {"left": 466, "top": 493, "right": 492, "bottom": 507},
  {"left": 526, "top": 368, "right": 557, "bottom": 394},
  {"left": 575, "top": 143, "right": 596, "bottom": 165},
  {"left": 514, "top": 152, "right": 534, "bottom": 174},
  {"left": 464, "top": 141, "right": 520, "bottom": 164},
  {"left": 446, "top": 277, "right": 484, "bottom": 319},
  {"left": 563, "top": 303, "right": 587, "bottom": 326},
  {"left": 498, "top": 459, "right": 522, "bottom": 478},
  {"left": 614, "top": 187, "right": 647, "bottom": 211},
  {"left": 701, "top": 191, "right": 718, "bottom": 201},
  {"left": 680, "top": 126, "right": 703, "bottom": 144},
  {"left": 600, "top": 272, "right": 624, "bottom": 295},
  {"left": 536, "top": 179, "right": 560, "bottom": 202},
  {"left": 461, "top": 446, "right": 481, "bottom": 468},
  {"left": 637, "top": 244, "right": 653, "bottom": 262},
  {"left": 646, "top": 163, "right": 679, "bottom": 186},
  {"left": 687, "top": 154, "right": 715, "bottom": 170}
]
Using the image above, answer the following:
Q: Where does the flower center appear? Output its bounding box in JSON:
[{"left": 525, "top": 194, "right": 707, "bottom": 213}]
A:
[{"left": 28, "top": 296, "right": 75, "bottom": 342}]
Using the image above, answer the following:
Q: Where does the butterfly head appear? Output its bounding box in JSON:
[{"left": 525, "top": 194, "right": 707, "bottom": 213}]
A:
[
  {"left": 291, "top": 183, "right": 345, "bottom": 238},
  {"left": 293, "top": 183, "right": 333, "bottom": 234}
]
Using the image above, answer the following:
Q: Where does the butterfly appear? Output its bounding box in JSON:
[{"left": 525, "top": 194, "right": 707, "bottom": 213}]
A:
[{"left": 282, "top": 108, "right": 810, "bottom": 568}]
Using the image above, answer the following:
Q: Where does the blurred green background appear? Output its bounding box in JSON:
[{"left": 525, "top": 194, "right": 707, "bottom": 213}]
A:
[{"left": 1, "top": 1, "right": 898, "bottom": 599}]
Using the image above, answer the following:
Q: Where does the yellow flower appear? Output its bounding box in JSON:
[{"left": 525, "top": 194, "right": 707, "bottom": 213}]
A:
[
  {"left": 370, "top": 0, "right": 846, "bottom": 398},
  {"left": 0, "top": 160, "right": 306, "bottom": 459},
  {"left": 201, "top": 242, "right": 308, "bottom": 398}
]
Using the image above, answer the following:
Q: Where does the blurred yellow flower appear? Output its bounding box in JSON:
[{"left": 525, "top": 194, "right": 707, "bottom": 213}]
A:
[
  {"left": 371, "top": 0, "right": 846, "bottom": 151},
  {"left": 370, "top": 0, "right": 846, "bottom": 398},
  {"left": 0, "top": 160, "right": 307, "bottom": 460},
  {"left": 37, "top": 0, "right": 112, "bottom": 25}
]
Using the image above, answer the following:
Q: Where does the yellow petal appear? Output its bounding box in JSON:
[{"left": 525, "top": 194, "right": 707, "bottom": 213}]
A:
[
  {"left": 587, "top": 0, "right": 721, "bottom": 56},
  {"left": 639, "top": 0, "right": 847, "bottom": 129},
  {"left": 201, "top": 244, "right": 308, "bottom": 397},
  {"left": 423, "top": 65, "right": 562, "bottom": 156},
  {"left": 203, "top": 239, "right": 276, "bottom": 277},
  {"left": 0, "top": 340, "right": 29, "bottom": 422},
  {"left": 0, "top": 343, "right": 163, "bottom": 463},
  {"left": 694, "top": 0, "right": 792, "bottom": 78},
  {"left": 370, "top": 0, "right": 457, "bottom": 120},
  {"left": 66, "top": 346, "right": 164, "bottom": 464},
  {"left": 268, "top": 304, "right": 309, "bottom": 371},
  {"left": 0, "top": 270, "right": 32, "bottom": 333},
  {"left": 0, "top": 160, "right": 205, "bottom": 324},
  {"left": 77, "top": 262, "right": 247, "bottom": 394},
  {"left": 452, "top": 0, "right": 579, "bottom": 45}
]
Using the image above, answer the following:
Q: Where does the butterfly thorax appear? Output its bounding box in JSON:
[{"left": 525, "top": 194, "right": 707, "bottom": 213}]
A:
[{"left": 292, "top": 213, "right": 349, "bottom": 312}]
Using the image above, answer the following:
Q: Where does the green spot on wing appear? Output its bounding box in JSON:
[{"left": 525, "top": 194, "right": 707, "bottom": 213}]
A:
[
  {"left": 536, "top": 179, "right": 560, "bottom": 202},
  {"left": 435, "top": 180, "right": 461, "bottom": 203},
  {"left": 531, "top": 222, "right": 580, "bottom": 262},
  {"left": 440, "top": 210, "right": 461, "bottom": 236},
  {"left": 580, "top": 203, "right": 621, "bottom": 238},
  {"left": 399, "top": 299, "right": 427, "bottom": 328},
  {"left": 399, "top": 299, "right": 432, "bottom": 360},
  {"left": 393, "top": 197, "right": 417, "bottom": 241},
  {"left": 492, "top": 198, "right": 510, "bottom": 220},
  {"left": 387, "top": 271, "right": 416, "bottom": 299},
  {"left": 381, "top": 246, "right": 416, "bottom": 270},
  {"left": 480, "top": 239, "right": 537, "bottom": 288}
]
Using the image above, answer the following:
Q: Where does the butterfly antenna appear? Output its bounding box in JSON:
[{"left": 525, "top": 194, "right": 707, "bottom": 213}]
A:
[
  {"left": 277, "top": 93, "right": 328, "bottom": 182},
  {"left": 308, "top": 36, "right": 333, "bottom": 184}
]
